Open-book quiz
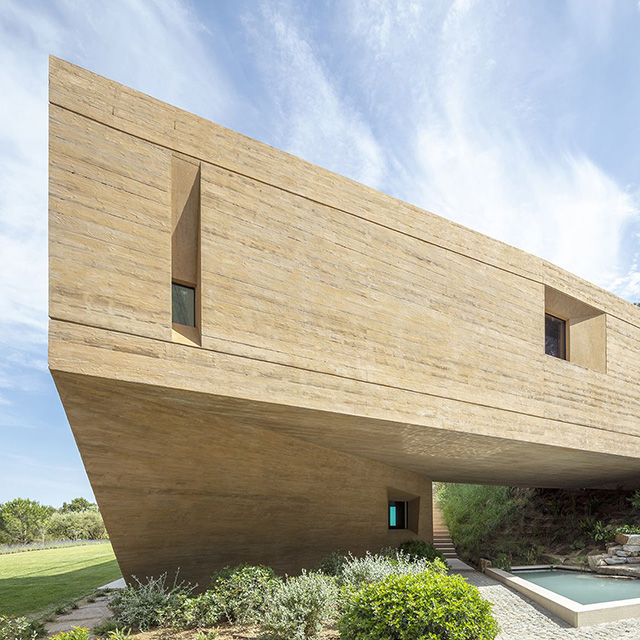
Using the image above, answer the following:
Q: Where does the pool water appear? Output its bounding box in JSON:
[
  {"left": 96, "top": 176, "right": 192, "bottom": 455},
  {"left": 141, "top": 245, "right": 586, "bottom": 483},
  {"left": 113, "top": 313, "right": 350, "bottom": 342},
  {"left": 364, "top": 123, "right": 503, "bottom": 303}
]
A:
[{"left": 514, "top": 569, "right": 640, "bottom": 605}]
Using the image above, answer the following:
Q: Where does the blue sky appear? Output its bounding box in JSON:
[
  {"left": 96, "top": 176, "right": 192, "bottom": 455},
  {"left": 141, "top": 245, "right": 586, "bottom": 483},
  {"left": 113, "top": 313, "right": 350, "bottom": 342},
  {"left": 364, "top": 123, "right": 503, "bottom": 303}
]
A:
[{"left": 1, "top": 0, "right": 639, "bottom": 507}]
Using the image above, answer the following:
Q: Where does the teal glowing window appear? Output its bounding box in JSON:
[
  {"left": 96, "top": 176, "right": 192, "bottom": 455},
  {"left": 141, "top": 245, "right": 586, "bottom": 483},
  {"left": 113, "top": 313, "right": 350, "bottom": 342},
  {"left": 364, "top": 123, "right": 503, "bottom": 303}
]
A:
[
  {"left": 389, "top": 501, "right": 407, "bottom": 530},
  {"left": 172, "top": 283, "right": 196, "bottom": 327}
]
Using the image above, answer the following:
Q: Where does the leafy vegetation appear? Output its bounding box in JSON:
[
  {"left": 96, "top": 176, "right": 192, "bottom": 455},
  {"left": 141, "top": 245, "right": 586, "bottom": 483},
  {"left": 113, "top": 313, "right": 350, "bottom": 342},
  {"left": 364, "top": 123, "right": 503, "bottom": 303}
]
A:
[
  {"left": 437, "top": 483, "right": 640, "bottom": 566},
  {"left": 260, "top": 571, "right": 339, "bottom": 640},
  {"left": 0, "top": 497, "right": 107, "bottom": 547},
  {"left": 0, "top": 615, "right": 44, "bottom": 640},
  {"left": 0, "top": 543, "right": 121, "bottom": 617},
  {"left": 104, "top": 550, "right": 482, "bottom": 639},
  {"left": 397, "top": 539, "right": 446, "bottom": 562},
  {"left": 109, "top": 573, "right": 191, "bottom": 631},
  {"left": 339, "top": 572, "right": 499, "bottom": 640},
  {"left": 210, "top": 564, "right": 280, "bottom": 624},
  {"left": 48, "top": 629, "right": 90, "bottom": 640}
]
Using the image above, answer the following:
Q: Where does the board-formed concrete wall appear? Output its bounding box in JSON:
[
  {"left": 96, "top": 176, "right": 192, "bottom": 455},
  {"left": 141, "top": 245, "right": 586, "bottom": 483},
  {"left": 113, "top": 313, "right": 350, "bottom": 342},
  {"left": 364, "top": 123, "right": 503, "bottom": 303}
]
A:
[{"left": 48, "top": 57, "right": 640, "bottom": 582}]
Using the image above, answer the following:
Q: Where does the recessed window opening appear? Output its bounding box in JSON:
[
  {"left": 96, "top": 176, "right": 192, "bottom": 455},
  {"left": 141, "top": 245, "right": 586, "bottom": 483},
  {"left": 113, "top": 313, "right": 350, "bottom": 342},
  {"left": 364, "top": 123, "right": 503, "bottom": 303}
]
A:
[
  {"left": 388, "top": 500, "right": 408, "bottom": 530},
  {"left": 172, "top": 282, "right": 196, "bottom": 327},
  {"left": 545, "top": 313, "right": 566, "bottom": 360}
]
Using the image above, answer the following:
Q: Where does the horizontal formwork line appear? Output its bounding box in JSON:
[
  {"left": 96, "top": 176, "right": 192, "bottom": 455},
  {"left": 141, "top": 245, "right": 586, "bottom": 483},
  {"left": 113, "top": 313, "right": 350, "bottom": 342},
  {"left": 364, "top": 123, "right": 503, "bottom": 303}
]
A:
[
  {"left": 50, "top": 101, "right": 640, "bottom": 334},
  {"left": 50, "top": 316, "right": 640, "bottom": 445}
]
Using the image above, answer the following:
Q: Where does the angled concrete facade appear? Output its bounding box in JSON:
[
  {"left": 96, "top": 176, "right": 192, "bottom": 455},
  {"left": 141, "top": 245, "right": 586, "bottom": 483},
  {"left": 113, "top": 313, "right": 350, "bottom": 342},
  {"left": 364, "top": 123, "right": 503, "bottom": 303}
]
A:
[{"left": 49, "top": 57, "right": 640, "bottom": 585}]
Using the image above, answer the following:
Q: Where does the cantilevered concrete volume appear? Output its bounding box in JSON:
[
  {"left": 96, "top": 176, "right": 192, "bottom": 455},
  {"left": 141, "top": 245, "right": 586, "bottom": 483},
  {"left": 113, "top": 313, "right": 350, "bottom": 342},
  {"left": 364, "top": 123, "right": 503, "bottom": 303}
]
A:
[{"left": 48, "top": 57, "right": 640, "bottom": 585}]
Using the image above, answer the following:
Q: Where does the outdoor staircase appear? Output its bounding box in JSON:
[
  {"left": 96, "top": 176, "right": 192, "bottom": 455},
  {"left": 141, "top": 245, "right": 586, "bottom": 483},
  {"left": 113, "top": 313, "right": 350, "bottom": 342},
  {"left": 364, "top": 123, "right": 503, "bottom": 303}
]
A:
[{"left": 432, "top": 499, "right": 458, "bottom": 560}]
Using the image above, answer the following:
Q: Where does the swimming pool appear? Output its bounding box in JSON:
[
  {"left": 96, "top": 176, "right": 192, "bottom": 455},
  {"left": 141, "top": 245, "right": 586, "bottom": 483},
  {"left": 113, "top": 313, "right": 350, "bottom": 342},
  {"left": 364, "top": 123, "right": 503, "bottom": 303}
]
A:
[
  {"left": 516, "top": 568, "right": 640, "bottom": 605},
  {"left": 485, "top": 565, "right": 640, "bottom": 627}
]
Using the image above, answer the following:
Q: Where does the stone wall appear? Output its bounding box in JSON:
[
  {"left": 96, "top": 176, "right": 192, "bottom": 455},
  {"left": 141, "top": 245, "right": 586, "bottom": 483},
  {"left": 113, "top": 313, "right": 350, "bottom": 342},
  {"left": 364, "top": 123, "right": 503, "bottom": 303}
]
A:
[{"left": 588, "top": 533, "right": 640, "bottom": 577}]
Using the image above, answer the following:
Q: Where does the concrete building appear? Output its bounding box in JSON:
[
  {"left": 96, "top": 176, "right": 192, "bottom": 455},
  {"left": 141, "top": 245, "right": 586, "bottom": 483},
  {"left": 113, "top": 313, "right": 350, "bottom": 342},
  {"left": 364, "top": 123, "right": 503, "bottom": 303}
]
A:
[{"left": 48, "top": 57, "right": 640, "bottom": 585}]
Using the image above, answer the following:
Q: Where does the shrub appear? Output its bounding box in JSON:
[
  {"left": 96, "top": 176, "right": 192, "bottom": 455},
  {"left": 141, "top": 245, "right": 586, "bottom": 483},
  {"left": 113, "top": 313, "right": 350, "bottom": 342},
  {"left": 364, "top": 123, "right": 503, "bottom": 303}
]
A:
[
  {"left": 338, "top": 551, "right": 446, "bottom": 590},
  {"left": 580, "top": 518, "right": 614, "bottom": 546},
  {"left": 108, "top": 573, "right": 193, "bottom": 631},
  {"left": 437, "top": 484, "right": 522, "bottom": 564},
  {"left": 0, "top": 616, "right": 43, "bottom": 640},
  {"left": 339, "top": 572, "right": 499, "bottom": 640},
  {"left": 162, "top": 592, "right": 223, "bottom": 629},
  {"left": 616, "top": 524, "right": 640, "bottom": 535},
  {"left": 260, "top": 571, "right": 339, "bottom": 640},
  {"left": 397, "top": 540, "right": 446, "bottom": 563},
  {"left": 315, "top": 551, "right": 348, "bottom": 576},
  {"left": 91, "top": 620, "right": 121, "bottom": 637},
  {"left": 48, "top": 629, "right": 90, "bottom": 640},
  {"left": 210, "top": 564, "right": 280, "bottom": 624}
]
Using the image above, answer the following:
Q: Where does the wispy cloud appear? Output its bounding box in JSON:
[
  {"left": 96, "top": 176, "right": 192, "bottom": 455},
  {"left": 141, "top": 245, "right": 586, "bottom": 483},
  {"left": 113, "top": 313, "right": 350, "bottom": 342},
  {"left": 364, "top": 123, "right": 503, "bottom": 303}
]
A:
[
  {"left": 342, "top": 0, "right": 640, "bottom": 299},
  {"left": 243, "top": 0, "right": 386, "bottom": 188},
  {"left": 0, "top": 0, "right": 238, "bottom": 390}
]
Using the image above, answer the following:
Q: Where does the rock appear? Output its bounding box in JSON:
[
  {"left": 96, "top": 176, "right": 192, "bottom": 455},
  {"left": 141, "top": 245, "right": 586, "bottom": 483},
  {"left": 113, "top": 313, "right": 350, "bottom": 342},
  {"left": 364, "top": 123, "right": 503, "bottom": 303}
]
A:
[
  {"left": 605, "top": 556, "right": 627, "bottom": 565},
  {"left": 616, "top": 534, "right": 640, "bottom": 545},
  {"left": 608, "top": 544, "right": 623, "bottom": 553},
  {"left": 627, "top": 557, "right": 640, "bottom": 564},
  {"left": 595, "top": 565, "right": 640, "bottom": 578},
  {"left": 623, "top": 545, "right": 640, "bottom": 554},
  {"left": 616, "top": 550, "right": 630, "bottom": 557},
  {"left": 588, "top": 555, "right": 607, "bottom": 570}
]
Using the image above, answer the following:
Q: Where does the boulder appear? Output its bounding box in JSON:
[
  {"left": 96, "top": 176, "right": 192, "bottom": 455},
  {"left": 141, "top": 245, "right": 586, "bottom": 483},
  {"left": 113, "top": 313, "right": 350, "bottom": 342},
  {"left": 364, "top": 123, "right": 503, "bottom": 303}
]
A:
[
  {"left": 595, "top": 565, "right": 640, "bottom": 578},
  {"left": 623, "top": 545, "right": 640, "bottom": 555},
  {"left": 616, "top": 550, "right": 630, "bottom": 557},
  {"left": 588, "top": 555, "right": 607, "bottom": 570},
  {"left": 604, "top": 556, "right": 627, "bottom": 565},
  {"left": 616, "top": 534, "right": 640, "bottom": 545}
]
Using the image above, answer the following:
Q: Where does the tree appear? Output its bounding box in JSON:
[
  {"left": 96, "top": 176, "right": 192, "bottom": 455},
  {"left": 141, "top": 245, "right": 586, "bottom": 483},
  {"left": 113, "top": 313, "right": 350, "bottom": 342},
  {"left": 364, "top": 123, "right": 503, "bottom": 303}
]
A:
[
  {"left": 634, "top": 302, "right": 640, "bottom": 308},
  {"left": 0, "top": 498, "right": 54, "bottom": 544},
  {"left": 48, "top": 510, "right": 108, "bottom": 540},
  {"left": 60, "top": 497, "right": 97, "bottom": 513}
]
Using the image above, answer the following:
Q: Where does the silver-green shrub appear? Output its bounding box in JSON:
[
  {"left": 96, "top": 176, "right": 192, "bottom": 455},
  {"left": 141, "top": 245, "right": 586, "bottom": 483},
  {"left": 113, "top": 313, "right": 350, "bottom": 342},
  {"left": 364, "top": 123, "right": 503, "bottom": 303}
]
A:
[
  {"left": 162, "top": 592, "right": 223, "bottom": 629},
  {"left": 210, "top": 564, "right": 281, "bottom": 624},
  {"left": 259, "top": 571, "right": 339, "bottom": 640},
  {"left": 108, "top": 573, "right": 192, "bottom": 631},
  {"left": 0, "top": 616, "right": 43, "bottom": 640},
  {"left": 338, "top": 551, "right": 447, "bottom": 589}
]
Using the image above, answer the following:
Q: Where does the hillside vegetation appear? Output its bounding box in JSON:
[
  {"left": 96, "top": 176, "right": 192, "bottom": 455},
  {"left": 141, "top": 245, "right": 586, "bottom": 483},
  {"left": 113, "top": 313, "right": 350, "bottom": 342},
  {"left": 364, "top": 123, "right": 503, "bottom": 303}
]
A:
[{"left": 437, "top": 483, "right": 640, "bottom": 569}]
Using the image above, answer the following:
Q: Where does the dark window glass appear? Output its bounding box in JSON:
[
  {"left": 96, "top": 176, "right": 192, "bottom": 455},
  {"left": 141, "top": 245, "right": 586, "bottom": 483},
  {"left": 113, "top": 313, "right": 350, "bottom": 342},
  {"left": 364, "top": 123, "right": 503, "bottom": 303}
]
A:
[
  {"left": 172, "top": 283, "right": 196, "bottom": 327},
  {"left": 545, "top": 313, "right": 566, "bottom": 359},
  {"left": 389, "top": 500, "right": 407, "bottom": 529}
]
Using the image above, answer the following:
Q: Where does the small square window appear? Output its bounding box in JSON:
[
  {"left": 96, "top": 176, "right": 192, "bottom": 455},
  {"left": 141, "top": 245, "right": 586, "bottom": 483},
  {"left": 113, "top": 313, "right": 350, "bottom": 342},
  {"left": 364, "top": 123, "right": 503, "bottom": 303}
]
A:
[
  {"left": 172, "top": 282, "right": 196, "bottom": 327},
  {"left": 545, "top": 313, "right": 566, "bottom": 359},
  {"left": 388, "top": 500, "right": 407, "bottom": 530}
]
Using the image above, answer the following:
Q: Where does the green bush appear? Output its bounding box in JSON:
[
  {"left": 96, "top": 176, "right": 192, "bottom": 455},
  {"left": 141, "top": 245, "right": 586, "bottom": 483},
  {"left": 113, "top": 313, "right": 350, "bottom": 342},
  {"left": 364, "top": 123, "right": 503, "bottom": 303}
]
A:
[
  {"left": 210, "top": 564, "right": 281, "bottom": 624},
  {"left": 339, "top": 572, "right": 499, "bottom": 640},
  {"left": 437, "top": 484, "right": 522, "bottom": 563},
  {"left": 48, "top": 629, "right": 90, "bottom": 640},
  {"left": 108, "top": 573, "right": 193, "bottom": 631},
  {"left": 260, "top": 571, "right": 339, "bottom": 640},
  {"left": 580, "top": 518, "right": 614, "bottom": 546},
  {"left": 0, "top": 616, "right": 43, "bottom": 640},
  {"left": 315, "top": 551, "right": 348, "bottom": 576},
  {"left": 616, "top": 524, "right": 640, "bottom": 535},
  {"left": 338, "top": 551, "right": 446, "bottom": 590},
  {"left": 91, "top": 620, "right": 121, "bottom": 637},
  {"left": 397, "top": 540, "right": 446, "bottom": 563},
  {"left": 162, "top": 592, "right": 223, "bottom": 629}
]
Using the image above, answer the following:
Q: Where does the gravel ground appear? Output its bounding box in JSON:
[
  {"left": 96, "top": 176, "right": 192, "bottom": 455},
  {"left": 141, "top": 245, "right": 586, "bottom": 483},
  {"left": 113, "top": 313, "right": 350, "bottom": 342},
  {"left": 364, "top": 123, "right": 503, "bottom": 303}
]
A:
[{"left": 462, "top": 571, "right": 640, "bottom": 639}]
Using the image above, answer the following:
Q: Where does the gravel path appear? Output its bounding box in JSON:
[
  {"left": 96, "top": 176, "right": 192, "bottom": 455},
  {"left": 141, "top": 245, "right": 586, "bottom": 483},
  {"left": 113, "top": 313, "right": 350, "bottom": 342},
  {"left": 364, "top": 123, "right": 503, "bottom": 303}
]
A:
[{"left": 462, "top": 571, "right": 640, "bottom": 639}]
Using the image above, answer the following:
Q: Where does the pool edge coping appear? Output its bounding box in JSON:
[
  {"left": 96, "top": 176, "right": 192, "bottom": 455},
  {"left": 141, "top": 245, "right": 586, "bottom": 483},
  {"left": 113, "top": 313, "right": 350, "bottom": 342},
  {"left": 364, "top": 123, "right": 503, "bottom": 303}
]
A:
[{"left": 485, "top": 566, "right": 640, "bottom": 627}]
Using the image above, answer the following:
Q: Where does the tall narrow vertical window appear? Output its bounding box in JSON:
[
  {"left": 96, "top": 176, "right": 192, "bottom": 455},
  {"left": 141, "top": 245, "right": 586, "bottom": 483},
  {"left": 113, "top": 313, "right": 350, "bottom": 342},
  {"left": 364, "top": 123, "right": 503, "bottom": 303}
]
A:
[
  {"left": 545, "top": 313, "right": 566, "bottom": 359},
  {"left": 388, "top": 500, "right": 407, "bottom": 530},
  {"left": 172, "top": 283, "right": 196, "bottom": 327}
]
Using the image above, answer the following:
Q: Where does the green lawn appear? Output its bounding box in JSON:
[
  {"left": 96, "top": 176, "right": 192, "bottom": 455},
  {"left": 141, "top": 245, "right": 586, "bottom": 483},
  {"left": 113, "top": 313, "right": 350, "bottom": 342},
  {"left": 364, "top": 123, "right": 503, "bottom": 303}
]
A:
[{"left": 0, "top": 542, "right": 121, "bottom": 617}]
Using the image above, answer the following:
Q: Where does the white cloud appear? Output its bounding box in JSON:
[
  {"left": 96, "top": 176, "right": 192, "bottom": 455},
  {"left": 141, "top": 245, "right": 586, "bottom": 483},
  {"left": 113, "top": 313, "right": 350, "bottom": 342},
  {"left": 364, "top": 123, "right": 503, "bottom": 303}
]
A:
[
  {"left": 0, "top": 0, "right": 236, "bottom": 376},
  {"left": 243, "top": 0, "right": 386, "bottom": 188},
  {"left": 345, "top": 0, "right": 640, "bottom": 298}
]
